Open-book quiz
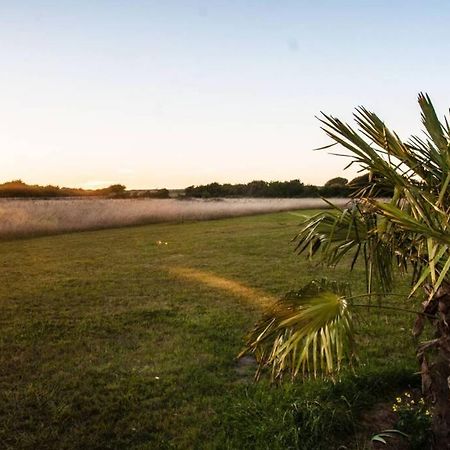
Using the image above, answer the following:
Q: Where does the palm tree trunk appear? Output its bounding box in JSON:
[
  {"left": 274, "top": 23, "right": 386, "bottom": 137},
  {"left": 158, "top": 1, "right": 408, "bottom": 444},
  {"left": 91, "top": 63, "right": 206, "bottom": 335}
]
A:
[
  {"left": 418, "top": 285, "right": 450, "bottom": 449},
  {"left": 430, "top": 349, "right": 450, "bottom": 449}
]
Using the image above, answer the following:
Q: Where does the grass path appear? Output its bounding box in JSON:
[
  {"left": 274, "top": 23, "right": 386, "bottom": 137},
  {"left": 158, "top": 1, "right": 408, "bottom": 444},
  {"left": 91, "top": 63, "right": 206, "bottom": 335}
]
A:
[{"left": 0, "top": 210, "right": 419, "bottom": 449}]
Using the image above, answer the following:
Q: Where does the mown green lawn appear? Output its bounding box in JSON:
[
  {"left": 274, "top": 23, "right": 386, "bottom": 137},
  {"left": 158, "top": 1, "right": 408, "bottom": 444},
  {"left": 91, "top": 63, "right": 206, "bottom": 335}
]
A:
[{"left": 0, "top": 211, "right": 420, "bottom": 449}]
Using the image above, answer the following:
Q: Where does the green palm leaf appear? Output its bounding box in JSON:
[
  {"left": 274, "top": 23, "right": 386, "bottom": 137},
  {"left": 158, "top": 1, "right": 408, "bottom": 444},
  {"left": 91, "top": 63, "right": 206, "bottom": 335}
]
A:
[
  {"left": 293, "top": 204, "right": 395, "bottom": 296},
  {"left": 240, "top": 279, "right": 354, "bottom": 381}
]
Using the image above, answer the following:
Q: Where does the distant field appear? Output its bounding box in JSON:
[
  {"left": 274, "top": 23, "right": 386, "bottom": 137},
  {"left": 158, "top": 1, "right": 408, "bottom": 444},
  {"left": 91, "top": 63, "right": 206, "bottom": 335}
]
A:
[
  {"left": 0, "top": 197, "right": 350, "bottom": 239},
  {"left": 0, "top": 210, "right": 420, "bottom": 449}
]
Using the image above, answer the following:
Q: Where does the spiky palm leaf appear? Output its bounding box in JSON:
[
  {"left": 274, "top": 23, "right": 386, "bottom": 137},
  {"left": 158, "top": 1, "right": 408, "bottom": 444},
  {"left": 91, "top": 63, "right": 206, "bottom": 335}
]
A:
[
  {"left": 293, "top": 203, "right": 396, "bottom": 296},
  {"left": 241, "top": 279, "right": 354, "bottom": 381}
]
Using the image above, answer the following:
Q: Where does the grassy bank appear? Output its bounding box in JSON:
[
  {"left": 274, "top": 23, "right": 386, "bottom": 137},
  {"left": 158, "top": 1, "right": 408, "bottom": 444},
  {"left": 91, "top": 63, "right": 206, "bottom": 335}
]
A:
[{"left": 0, "top": 210, "right": 419, "bottom": 449}]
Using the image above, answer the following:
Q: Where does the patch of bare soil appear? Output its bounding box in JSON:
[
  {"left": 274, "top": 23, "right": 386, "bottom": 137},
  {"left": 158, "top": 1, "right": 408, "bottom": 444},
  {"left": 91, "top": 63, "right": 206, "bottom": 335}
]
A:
[{"left": 358, "top": 401, "right": 410, "bottom": 450}]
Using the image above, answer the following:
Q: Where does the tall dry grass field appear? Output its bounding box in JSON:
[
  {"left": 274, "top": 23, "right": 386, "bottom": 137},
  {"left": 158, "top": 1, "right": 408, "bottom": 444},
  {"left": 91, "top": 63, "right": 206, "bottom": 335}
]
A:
[{"left": 0, "top": 197, "right": 350, "bottom": 238}]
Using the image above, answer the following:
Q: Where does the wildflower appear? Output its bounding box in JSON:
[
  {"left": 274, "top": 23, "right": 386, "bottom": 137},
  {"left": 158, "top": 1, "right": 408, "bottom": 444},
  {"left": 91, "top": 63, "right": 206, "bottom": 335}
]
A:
[
  {"left": 392, "top": 405, "right": 398, "bottom": 412},
  {"left": 396, "top": 397, "right": 402, "bottom": 403},
  {"left": 405, "top": 392, "right": 411, "bottom": 398}
]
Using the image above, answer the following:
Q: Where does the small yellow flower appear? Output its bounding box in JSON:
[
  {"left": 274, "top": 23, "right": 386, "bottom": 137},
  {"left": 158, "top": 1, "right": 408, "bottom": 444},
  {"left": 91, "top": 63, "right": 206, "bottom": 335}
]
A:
[
  {"left": 392, "top": 405, "right": 398, "bottom": 412},
  {"left": 425, "top": 410, "right": 431, "bottom": 416},
  {"left": 405, "top": 392, "right": 411, "bottom": 398},
  {"left": 396, "top": 397, "right": 402, "bottom": 403}
]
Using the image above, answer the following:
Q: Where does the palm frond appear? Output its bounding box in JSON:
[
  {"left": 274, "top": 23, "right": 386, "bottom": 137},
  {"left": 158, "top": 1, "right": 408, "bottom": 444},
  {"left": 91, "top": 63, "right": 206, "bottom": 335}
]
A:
[
  {"left": 240, "top": 279, "right": 354, "bottom": 381},
  {"left": 293, "top": 204, "right": 395, "bottom": 296},
  {"left": 418, "top": 92, "right": 449, "bottom": 160}
]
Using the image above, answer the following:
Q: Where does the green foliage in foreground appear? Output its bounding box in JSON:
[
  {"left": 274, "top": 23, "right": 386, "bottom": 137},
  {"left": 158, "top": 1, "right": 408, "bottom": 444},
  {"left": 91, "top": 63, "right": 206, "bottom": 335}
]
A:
[
  {"left": 0, "top": 212, "right": 417, "bottom": 448},
  {"left": 220, "top": 367, "right": 419, "bottom": 450},
  {"left": 240, "top": 279, "right": 355, "bottom": 380},
  {"left": 242, "top": 93, "right": 450, "bottom": 447}
]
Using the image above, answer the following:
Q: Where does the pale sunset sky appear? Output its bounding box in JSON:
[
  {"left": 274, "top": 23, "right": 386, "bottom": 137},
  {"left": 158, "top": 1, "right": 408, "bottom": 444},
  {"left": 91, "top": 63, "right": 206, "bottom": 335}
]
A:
[{"left": 1, "top": 1, "right": 450, "bottom": 189}]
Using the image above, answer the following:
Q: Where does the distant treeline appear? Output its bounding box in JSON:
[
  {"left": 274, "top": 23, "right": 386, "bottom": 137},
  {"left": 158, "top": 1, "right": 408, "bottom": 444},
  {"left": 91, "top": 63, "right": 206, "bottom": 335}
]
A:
[
  {"left": 185, "top": 175, "right": 393, "bottom": 198},
  {"left": 0, "top": 180, "right": 169, "bottom": 199},
  {"left": 185, "top": 175, "right": 370, "bottom": 198},
  {"left": 1, "top": 174, "right": 392, "bottom": 199}
]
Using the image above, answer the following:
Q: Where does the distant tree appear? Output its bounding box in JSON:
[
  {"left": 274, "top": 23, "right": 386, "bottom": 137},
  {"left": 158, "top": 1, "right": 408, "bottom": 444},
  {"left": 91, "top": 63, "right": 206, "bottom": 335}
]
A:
[
  {"left": 150, "top": 188, "right": 170, "bottom": 199},
  {"left": 348, "top": 173, "right": 394, "bottom": 197},
  {"left": 205, "top": 182, "right": 223, "bottom": 197},
  {"left": 285, "top": 179, "right": 306, "bottom": 197},
  {"left": 324, "top": 177, "right": 348, "bottom": 187},
  {"left": 185, "top": 185, "right": 196, "bottom": 197},
  {"left": 320, "top": 177, "right": 351, "bottom": 197},
  {"left": 106, "top": 184, "right": 126, "bottom": 195},
  {"left": 247, "top": 180, "right": 269, "bottom": 197},
  {"left": 301, "top": 184, "right": 320, "bottom": 197}
]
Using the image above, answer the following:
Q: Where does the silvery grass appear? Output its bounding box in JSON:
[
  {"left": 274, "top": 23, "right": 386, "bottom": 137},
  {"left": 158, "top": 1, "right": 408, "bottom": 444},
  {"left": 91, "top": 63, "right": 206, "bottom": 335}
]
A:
[{"left": 0, "top": 197, "right": 350, "bottom": 239}]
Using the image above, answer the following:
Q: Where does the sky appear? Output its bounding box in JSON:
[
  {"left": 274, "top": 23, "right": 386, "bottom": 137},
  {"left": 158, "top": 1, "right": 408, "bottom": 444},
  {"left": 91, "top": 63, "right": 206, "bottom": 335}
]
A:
[{"left": 1, "top": 1, "right": 450, "bottom": 189}]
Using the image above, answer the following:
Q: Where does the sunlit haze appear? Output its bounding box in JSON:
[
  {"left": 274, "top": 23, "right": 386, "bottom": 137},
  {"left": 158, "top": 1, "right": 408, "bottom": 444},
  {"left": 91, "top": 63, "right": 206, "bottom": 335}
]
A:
[{"left": 2, "top": 1, "right": 450, "bottom": 189}]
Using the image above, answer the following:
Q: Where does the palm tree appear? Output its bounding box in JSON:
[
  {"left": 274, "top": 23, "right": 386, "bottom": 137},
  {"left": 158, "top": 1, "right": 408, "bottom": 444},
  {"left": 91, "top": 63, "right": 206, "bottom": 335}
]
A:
[{"left": 241, "top": 93, "right": 450, "bottom": 449}]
